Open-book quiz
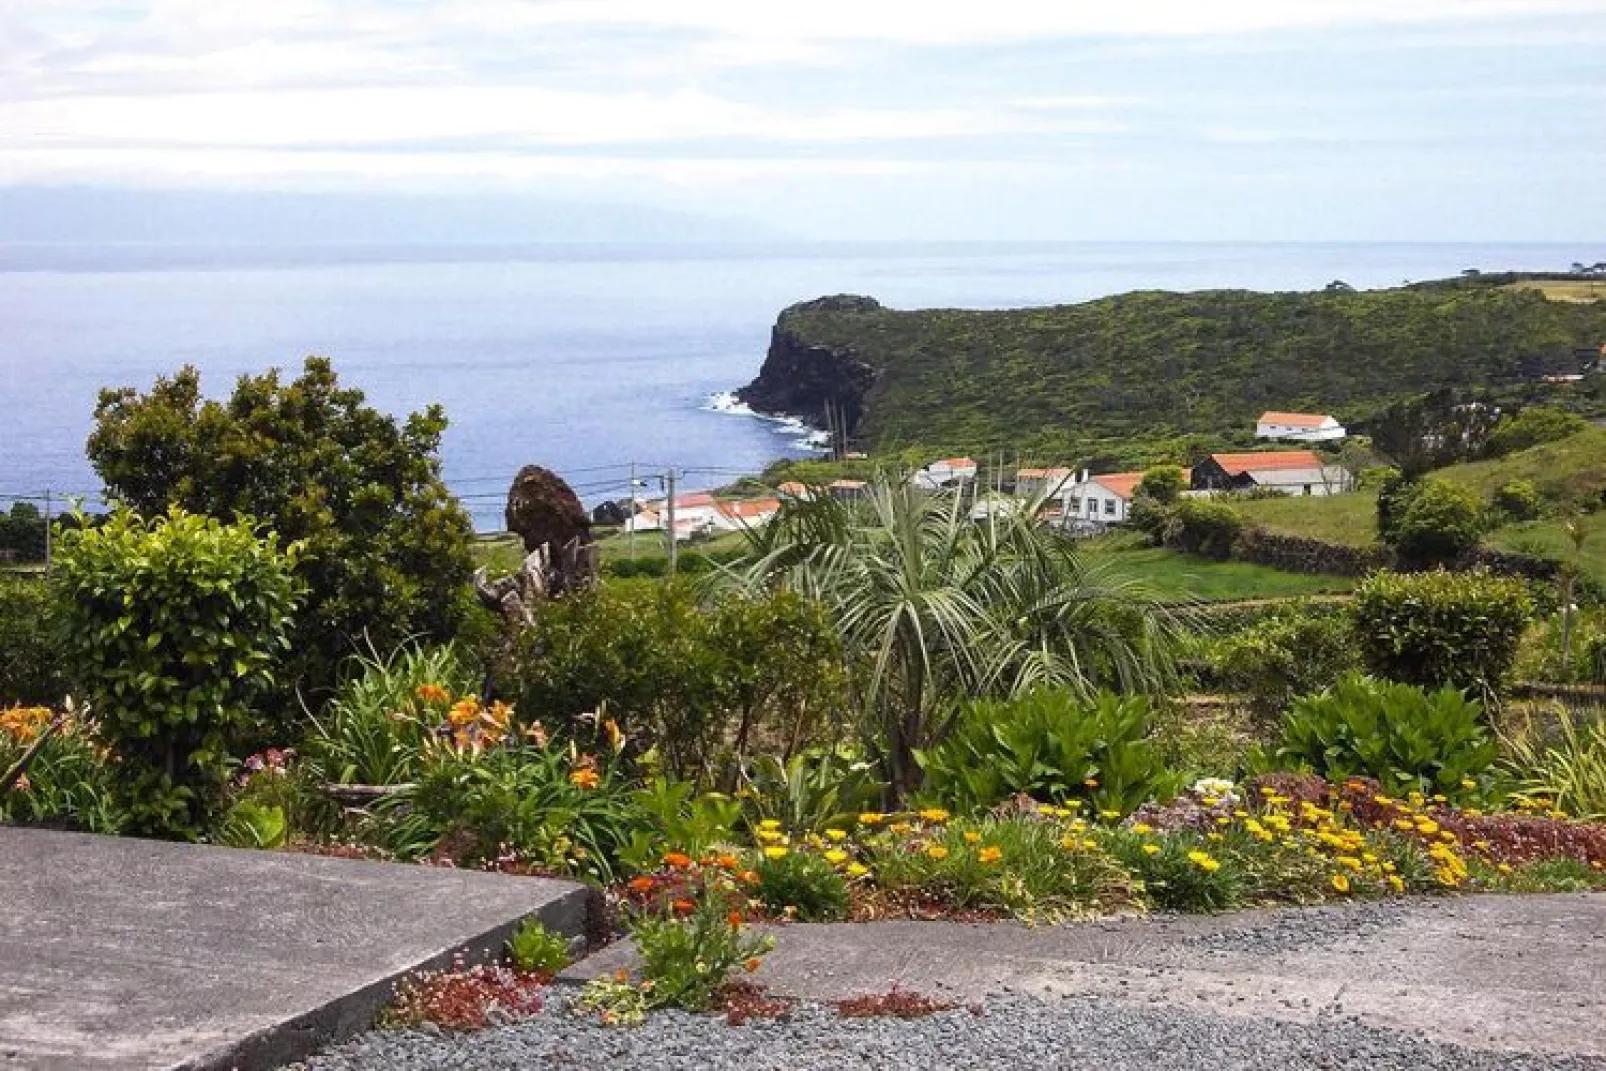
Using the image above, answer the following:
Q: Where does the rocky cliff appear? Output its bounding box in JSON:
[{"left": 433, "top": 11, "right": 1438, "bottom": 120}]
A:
[{"left": 735, "top": 295, "right": 884, "bottom": 439}]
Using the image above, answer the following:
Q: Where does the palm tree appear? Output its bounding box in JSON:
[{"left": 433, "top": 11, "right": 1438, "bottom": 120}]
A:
[{"left": 721, "top": 476, "right": 1179, "bottom": 801}]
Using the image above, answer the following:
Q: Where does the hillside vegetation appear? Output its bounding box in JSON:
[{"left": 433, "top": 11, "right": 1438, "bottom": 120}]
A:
[{"left": 763, "top": 283, "right": 1606, "bottom": 464}]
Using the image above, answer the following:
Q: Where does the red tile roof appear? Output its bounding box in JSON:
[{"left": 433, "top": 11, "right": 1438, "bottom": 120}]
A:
[
  {"left": 1211, "top": 451, "right": 1323, "bottom": 475},
  {"left": 1091, "top": 471, "right": 1146, "bottom": 499},
  {"left": 675, "top": 491, "right": 717, "bottom": 509},
  {"left": 718, "top": 498, "right": 780, "bottom": 520},
  {"left": 1257, "top": 411, "right": 1332, "bottom": 428}
]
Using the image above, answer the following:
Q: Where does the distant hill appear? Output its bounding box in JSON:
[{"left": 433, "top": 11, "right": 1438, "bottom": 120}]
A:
[{"left": 738, "top": 283, "right": 1606, "bottom": 467}]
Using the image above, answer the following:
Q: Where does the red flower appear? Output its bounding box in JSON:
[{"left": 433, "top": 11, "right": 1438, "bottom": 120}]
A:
[
  {"left": 672, "top": 898, "right": 696, "bottom": 916},
  {"left": 727, "top": 910, "right": 744, "bottom": 929},
  {"left": 663, "top": 852, "right": 692, "bottom": 869}
]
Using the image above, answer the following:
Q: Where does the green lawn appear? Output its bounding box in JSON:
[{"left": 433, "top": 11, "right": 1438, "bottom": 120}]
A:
[
  {"left": 1235, "top": 492, "right": 1380, "bottom": 548},
  {"left": 1081, "top": 537, "right": 1355, "bottom": 603},
  {"left": 1436, "top": 427, "right": 1606, "bottom": 506},
  {"left": 472, "top": 528, "right": 750, "bottom": 577},
  {"left": 1486, "top": 512, "right": 1606, "bottom": 586}
]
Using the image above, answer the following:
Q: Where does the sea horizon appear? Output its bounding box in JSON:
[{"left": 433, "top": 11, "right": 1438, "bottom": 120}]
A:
[{"left": 1, "top": 238, "right": 1594, "bottom": 531}]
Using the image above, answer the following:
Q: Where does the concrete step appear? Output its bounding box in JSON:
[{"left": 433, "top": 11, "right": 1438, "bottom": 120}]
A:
[{"left": 0, "top": 826, "right": 592, "bottom": 1070}]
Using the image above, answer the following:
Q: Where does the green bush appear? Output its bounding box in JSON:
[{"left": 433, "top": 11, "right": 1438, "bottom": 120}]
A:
[
  {"left": 1277, "top": 673, "right": 1497, "bottom": 801},
  {"left": 1351, "top": 569, "right": 1534, "bottom": 692},
  {"left": 1382, "top": 477, "right": 1485, "bottom": 566},
  {"left": 1490, "top": 479, "right": 1545, "bottom": 523},
  {"left": 51, "top": 509, "right": 301, "bottom": 838},
  {"left": 742, "top": 750, "right": 883, "bottom": 834},
  {"left": 0, "top": 576, "right": 61, "bottom": 705},
  {"left": 1166, "top": 498, "right": 1244, "bottom": 560},
  {"left": 1210, "top": 603, "right": 1359, "bottom": 721},
  {"left": 914, "top": 690, "right": 1181, "bottom": 816},
  {"left": 0, "top": 706, "right": 123, "bottom": 832},
  {"left": 507, "top": 919, "right": 571, "bottom": 975},
  {"left": 86, "top": 358, "right": 475, "bottom": 698},
  {"left": 1484, "top": 406, "right": 1585, "bottom": 459},
  {"left": 753, "top": 849, "right": 850, "bottom": 921},
  {"left": 1136, "top": 466, "right": 1186, "bottom": 505}
]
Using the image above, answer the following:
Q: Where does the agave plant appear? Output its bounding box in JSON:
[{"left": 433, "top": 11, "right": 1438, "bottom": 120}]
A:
[{"left": 721, "top": 476, "right": 1179, "bottom": 801}]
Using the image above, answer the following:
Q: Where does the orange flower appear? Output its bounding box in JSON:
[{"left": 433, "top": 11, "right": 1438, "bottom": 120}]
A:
[
  {"left": 671, "top": 898, "right": 696, "bottom": 916},
  {"left": 414, "top": 683, "right": 450, "bottom": 704},
  {"left": 744, "top": 957, "right": 763, "bottom": 973},
  {"left": 739, "top": 870, "right": 760, "bottom": 884},
  {"left": 727, "top": 910, "right": 744, "bottom": 929},
  {"left": 716, "top": 854, "right": 740, "bottom": 871},
  {"left": 603, "top": 717, "right": 626, "bottom": 752},
  {"left": 627, "top": 876, "right": 656, "bottom": 895},
  {"left": 663, "top": 852, "right": 692, "bottom": 869},
  {"left": 614, "top": 968, "right": 631, "bottom": 984},
  {"left": 569, "top": 767, "right": 601, "bottom": 790},
  {"left": 447, "top": 697, "right": 481, "bottom": 728},
  {"left": 978, "top": 846, "right": 1003, "bottom": 865}
]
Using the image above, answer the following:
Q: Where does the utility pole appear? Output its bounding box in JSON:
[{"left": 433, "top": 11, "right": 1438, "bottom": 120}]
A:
[
  {"left": 42, "top": 489, "right": 52, "bottom": 577},
  {"left": 627, "top": 462, "right": 637, "bottom": 561},
  {"left": 662, "top": 469, "right": 678, "bottom": 577}
]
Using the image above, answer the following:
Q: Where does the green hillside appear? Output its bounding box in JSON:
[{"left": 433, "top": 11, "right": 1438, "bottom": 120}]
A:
[{"left": 757, "top": 283, "right": 1606, "bottom": 465}]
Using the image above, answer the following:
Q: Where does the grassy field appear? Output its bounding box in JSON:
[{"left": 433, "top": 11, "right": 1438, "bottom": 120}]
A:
[
  {"left": 1078, "top": 536, "right": 1354, "bottom": 602},
  {"left": 1435, "top": 426, "right": 1606, "bottom": 505},
  {"left": 1503, "top": 279, "right": 1606, "bottom": 303},
  {"left": 1486, "top": 512, "right": 1606, "bottom": 583},
  {"left": 472, "top": 528, "right": 750, "bottom": 576},
  {"left": 1235, "top": 491, "right": 1380, "bottom": 547}
]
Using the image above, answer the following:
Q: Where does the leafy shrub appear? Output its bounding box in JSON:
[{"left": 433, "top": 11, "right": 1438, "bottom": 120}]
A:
[
  {"left": 0, "top": 576, "right": 61, "bottom": 706},
  {"left": 86, "top": 358, "right": 475, "bottom": 697},
  {"left": 507, "top": 919, "right": 570, "bottom": 975},
  {"left": 1484, "top": 406, "right": 1585, "bottom": 459},
  {"left": 1490, "top": 480, "right": 1544, "bottom": 523},
  {"left": 1277, "top": 673, "right": 1496, "bottom": 801},
  {"left": 1210, "top": 603, "right": 1359, "bottom": 721},
  {"left": 616, "top": 778, "right": 743, "bottom": 874},
  {"left": 915, "top": 690, "right": 1180, "bottom": 816},
  {"left": 1381, "top": 477, "right": 1485, "bottom": 566},
  {"left": 753, "top": 849, "right": 850, "bottom": 921},
  {"left": 51, "top": 509, "right": 301, "bottom": 838},
  {"left": 1136, "top": 465, "right": 1186, "bottom": 505},
  {"left": 303, "top": 643, "right": 479, "bottom": 788},
  {"left": 1351, "top": 569, "right": 1534, "bottom": 692},
  {"left": 507, "top": 584, "right": 844, "bottom": 787},
  {"left": 217, "top": 800, "right": 289, "bottom": 849},
  {"left": 1166, "top": 498, "right": 1244, "bottom": 560}
]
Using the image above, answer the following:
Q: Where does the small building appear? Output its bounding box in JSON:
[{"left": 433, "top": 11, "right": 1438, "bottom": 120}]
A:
[
  {"left": 1058, "top": 470, "right": 1146, "bottom": 525},
  {"left": 912, "top": 457, "right": 979, "bottom": 491},
  {"left": 1255, "top": 411, "right": 1347, "bottom": 442},
  {"left": 828, "top": 479, "right": 868, "bottom": 501},
  {"left": 1014, "top": 466, "right": 1075, "bottom": 498},
  {"left": 1191, "top": 451, "right": 1350, "bottom": 497},
  {"left": 776, "top": 481, "right": 812, "bottom": 500},
  {"left": 715, "top": 497, "right": 781, "bottom": 530}
]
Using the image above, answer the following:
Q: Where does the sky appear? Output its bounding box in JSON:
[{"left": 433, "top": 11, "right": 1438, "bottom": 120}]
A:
[{"left": 1, "top": 1, "right": 1604, "bottom": 241}]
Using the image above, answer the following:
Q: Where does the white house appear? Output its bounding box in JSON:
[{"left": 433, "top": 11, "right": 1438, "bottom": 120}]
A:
[
  {"left": 1255, "top": 411, "right": 1346, "bottom": 442},
  {"left": 1058, "top": 470, "right": 1146, "bottom": 525},
  {"left": 912, "top": 457, "right": 979, "bottom": 491},
  {"left": 1193, "top": 452, "right": 1351, "bottom": 497}
]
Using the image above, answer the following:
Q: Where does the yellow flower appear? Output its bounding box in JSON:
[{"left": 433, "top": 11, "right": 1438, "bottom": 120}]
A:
[
  {"left": 763, "top": 846, "right": 789, "bottom": 860},
  {"left": 1335, "top": 855, "right": 1363, "bottom": 872},
  {"left": 1332, "top": 873, "right": 1351, "bottom": 893},
  {"left": 1142, "top": 843, "right": 1162, "bottom": 856},
  {"left": 825, "top": 828, "right": 848, "bottom": 842},
  {"left": 978, "top": 846, "right": 1003, "bottom": 865},
  {"left": 963, "top": 831, "right": 982, "bottom": 844},
  {"left": 1099, "top": 809, "right": 1121, "bottom": 821},
  {"left": 824, "top": 849, "right": 848, "bottom": 866},
  {"left": 1497, "top": 862, "right": 1512, "bottom": 874},
  {"left": 858, "top": 813, "right": 885, "bottom": 826},
  {"left": 889, "top": 822, "right": 913, "bottom": 835},
  {"left": 926, "top": 845, "right": 950, "bottom": 860},
  {"left": 918, "top": 808, "right": 951, "bottom": 823},
  {"left": 1388, "top": 874, "right": 1405, "bottom": 893},
  {"left": 1187, "top": 850, "right": 1220, "bottom": 873},
  {"left": 1131, "top": 822, "right": 1153, "bottom": 835},
  {"left": 759, "top": 819, "right": 782, "bottom": 830},
  {"left": 847, "top": 863, "right": 869, "bottom": 879}
]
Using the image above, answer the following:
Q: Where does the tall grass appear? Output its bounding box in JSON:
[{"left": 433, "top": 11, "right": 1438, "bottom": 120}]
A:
[{"left": 1502, "top": 706, "right": 1606, "bottom": 819}]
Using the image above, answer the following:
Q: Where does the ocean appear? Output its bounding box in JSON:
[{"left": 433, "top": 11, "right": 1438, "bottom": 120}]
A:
[{"left": 0, "top": 240, "right": 1587, "bottom": 531}]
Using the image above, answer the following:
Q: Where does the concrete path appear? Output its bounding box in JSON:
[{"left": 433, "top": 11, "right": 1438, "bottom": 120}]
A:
[
  {"left": 566, "top": 893, "right": 1606, "bottom": 1062},
  {"left": 0, "top": 827, "right": 589, "bottom": 1071}
]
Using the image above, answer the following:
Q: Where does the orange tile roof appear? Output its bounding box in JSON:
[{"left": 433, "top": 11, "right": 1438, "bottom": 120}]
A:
[
  {"left": 777, "top": 481, "right": 808, "bottom": 496},
  {"left": 1257, "top": 411, "right": 1332, "bottom": 428},
  {"left": 718, "top": 498, "right": 780, "bottom": 519},
  {"left": 1211, "top": 451, "right": 1323, "bottom": 475},
  {"left": 936, "top": 457, "right": 977, "bottom": 469},
  {"left": 1091, "top": 471, "right": 1146, "bottom": 499},
  {"left": 675, "top": 491, "right": 717, "bottom": 509}
]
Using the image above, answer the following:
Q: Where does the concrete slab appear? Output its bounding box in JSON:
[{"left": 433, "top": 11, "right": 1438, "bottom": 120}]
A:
[
  {"left": 0, "top": 827, "right": 590, "bottom": 1071},
  {"left": 562, "top": 893, "right": 1606, "bottom": 1061}
]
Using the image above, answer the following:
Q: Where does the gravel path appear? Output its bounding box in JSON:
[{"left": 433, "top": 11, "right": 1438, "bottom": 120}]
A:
[{"left": 291, "top": 988, "right": 1606, "bottom": 1071}]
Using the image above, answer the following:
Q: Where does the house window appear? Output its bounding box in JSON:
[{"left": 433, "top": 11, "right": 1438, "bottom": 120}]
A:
[
  {"left": 1066, "top": 496, "right": 1080, "bottom": 511},
  {"left": 1104, "top": 499, "right": 1116, "bottom": 516}
]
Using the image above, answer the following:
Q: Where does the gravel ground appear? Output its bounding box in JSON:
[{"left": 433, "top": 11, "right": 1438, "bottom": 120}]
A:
[{"left": 289, "top": 987, "right": 1606, "bottom": 1071}]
